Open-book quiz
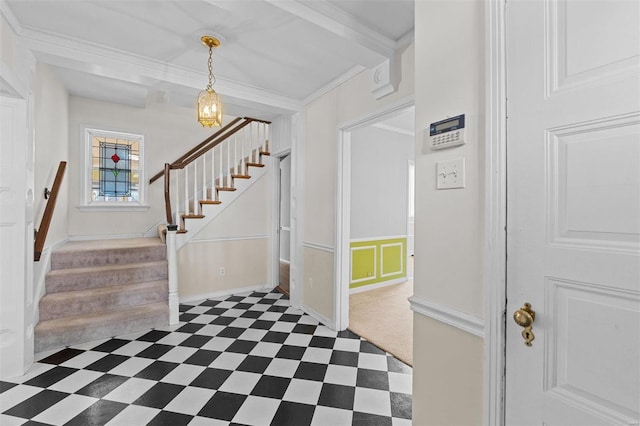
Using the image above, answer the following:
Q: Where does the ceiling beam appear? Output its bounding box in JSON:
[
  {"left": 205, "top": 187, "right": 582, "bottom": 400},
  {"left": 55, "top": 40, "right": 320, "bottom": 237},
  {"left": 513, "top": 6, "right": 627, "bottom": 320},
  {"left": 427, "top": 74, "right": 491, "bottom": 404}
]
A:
[
  {"left": 261, "top": 0, "right": 407, "bottom": 100},
  {"left": 261, "top": 0, "right": 397, "bottom": 58},
  {"left": 19, "top": 27, "right": 303, "bottom": 113}
]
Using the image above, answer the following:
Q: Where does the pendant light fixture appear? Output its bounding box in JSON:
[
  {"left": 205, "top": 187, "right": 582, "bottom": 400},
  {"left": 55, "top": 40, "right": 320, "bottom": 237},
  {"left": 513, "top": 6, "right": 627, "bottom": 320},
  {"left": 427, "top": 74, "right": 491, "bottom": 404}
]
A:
[{"left": 197, "top": 35, "right": 223, "bottom": 127}]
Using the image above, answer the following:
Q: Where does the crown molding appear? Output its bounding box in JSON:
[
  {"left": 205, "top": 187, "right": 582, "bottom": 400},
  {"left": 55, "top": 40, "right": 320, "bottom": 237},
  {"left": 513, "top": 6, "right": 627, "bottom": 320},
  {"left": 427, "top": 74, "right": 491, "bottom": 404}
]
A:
[
  {"left": 303, "top": 65, "right": 366, "bottom": 106},
  {"left": 397, "top": 29, "right": 415, "bottom": 50},
  {"left": 0, "top": 1, "right": 23, "bottom": 35},
  {"left": 19, "top": 26, "right": 302, "bottom": 113}
]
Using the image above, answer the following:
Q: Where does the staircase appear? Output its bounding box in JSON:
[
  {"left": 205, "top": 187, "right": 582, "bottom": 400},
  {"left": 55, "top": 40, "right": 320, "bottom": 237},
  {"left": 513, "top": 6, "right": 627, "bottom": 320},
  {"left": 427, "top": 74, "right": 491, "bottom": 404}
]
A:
[
  {"left": 158, "top": 117, "right": 271, "bottom": 246},
  {"left": 35, "top": 238, "right": 169, "bottom": 353},
  {"left": 33, "top": 117, "right": 271, "bottom": 353}
]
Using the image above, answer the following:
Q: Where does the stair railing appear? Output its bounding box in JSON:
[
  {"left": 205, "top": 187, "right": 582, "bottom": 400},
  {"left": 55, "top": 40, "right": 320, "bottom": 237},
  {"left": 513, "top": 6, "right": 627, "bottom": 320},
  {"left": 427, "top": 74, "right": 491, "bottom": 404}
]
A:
[
  {"left": 151, "top": 118, "right": 270, "bottom": 325},
  {"left": 34, "top": 161, "right": 67, "bottom": 261},
  {"left": 150, "top": 117, "right": 271, "bottom": 229}
]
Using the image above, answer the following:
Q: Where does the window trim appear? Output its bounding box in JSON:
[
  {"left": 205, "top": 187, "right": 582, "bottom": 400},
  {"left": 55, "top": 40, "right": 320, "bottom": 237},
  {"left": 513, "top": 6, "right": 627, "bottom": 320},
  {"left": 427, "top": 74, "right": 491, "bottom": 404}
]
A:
[{"left": 81, "top": 127, "right": 149, "bottom": 211}]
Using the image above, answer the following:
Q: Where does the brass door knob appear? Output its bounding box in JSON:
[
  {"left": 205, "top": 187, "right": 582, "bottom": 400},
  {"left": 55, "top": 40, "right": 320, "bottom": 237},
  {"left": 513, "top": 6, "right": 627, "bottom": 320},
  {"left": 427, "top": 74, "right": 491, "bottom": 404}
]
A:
[{"left": 513, "top": 303, "right": 535, "bottom": 346}]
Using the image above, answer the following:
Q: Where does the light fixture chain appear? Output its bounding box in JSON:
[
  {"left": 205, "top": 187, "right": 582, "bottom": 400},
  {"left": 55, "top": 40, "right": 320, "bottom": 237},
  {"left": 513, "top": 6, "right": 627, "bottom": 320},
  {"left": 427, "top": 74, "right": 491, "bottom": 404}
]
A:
[{"left": 207, "top": 47, "right": 215, "bottom": 90}]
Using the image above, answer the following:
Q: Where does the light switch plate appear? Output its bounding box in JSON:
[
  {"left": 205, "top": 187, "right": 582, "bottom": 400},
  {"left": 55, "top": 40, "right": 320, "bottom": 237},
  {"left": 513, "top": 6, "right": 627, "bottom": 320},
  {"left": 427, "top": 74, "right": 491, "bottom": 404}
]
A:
[{"left": 436, "top": 158, "right": 465, "bottom": 189}]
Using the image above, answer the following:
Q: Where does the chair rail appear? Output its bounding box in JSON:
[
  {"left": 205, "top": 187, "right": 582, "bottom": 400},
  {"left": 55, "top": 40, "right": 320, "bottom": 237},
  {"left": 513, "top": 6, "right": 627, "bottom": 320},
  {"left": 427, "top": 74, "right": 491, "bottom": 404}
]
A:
[{"left": 34, "top": 161, "right": 67, "bottom": 261}]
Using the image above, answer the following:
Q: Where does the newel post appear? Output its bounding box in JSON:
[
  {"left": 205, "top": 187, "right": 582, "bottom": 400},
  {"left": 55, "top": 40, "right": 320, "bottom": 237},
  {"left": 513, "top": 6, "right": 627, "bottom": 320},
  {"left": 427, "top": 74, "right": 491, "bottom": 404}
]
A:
[{"left": 166, "top": 224, "right": 179, "bottom": 325}]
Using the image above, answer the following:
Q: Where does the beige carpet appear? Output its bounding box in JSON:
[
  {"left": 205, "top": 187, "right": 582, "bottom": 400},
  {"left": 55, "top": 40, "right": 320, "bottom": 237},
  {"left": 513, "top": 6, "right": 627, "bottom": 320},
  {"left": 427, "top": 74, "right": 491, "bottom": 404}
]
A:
[{"left": 349, "top": 278, "right": 413, "bottom": 366}]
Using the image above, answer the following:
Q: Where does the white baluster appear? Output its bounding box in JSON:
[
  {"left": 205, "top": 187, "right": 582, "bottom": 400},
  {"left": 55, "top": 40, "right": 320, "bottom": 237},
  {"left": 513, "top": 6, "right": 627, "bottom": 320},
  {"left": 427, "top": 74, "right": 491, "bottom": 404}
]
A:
[
  {"left": 264, "top": 122, "right": 268, "bottom": 152},
  {"left": 210, "top": 147, "right": 216, "bottom": 200},
  {"left": 202, "top": 155, "right": 206, "bottom": 200},
  {"left": 219, "top": 144, "right": 223, "bottom": 190},
  {"left": 260, "top": 122, "right": 264, "bottom": 152},
  {"left": 234, "top": 134, "right": 237, "bottom": 175},
  {"left": 227, "top": 138, "right": 231, "bottom": 186},
  {"left": 241, "top": 126, "right": 246, "bottom": 175},
  {"left": 249, "top": 122, "right": 256, "bottom": 163},
  {"left": 173, "top": 169, "right": 178, "bottom": 225},
  {"left": 184, "top": 166, "right": 189, "bottom": 215},
  {"left": 193, "top": 162, "right": 198, "bottom": 214}
]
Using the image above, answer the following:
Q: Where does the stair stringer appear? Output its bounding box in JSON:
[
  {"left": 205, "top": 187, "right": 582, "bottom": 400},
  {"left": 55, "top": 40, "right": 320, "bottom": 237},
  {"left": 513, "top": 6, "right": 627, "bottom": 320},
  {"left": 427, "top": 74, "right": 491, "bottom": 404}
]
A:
[{"left": 175, "top": 164, "right": 270, "bottom": 251}]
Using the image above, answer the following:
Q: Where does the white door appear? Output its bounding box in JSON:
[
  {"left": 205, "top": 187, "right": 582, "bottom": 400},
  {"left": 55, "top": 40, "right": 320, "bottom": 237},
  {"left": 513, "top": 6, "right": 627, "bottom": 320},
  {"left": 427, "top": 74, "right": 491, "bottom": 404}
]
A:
[
  {"left": 506, "top": 0, "right": 640, "bottom": 424},
  {"left": 0, "top": 96, "right": 33, "bottom": 378},
  {"left": 278, "top": 154, "right": 291, "bottom": 293}
]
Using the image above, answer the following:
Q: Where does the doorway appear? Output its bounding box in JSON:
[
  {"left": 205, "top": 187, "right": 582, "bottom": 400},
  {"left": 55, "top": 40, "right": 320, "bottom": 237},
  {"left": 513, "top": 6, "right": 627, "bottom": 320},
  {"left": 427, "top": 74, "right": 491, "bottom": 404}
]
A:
[
  {"left": 276, "top": 153, "right": 291, "bottom": 295},
  {"left": 336, "top": 100, "right": 415, "bottom": 364}
]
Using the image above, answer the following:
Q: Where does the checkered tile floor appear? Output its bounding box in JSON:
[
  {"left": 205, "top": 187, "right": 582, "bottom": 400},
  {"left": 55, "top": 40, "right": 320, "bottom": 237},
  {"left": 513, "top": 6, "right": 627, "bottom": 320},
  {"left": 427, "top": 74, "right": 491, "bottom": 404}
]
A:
[{"left": 1, "top": 290, "right": 412, "bottom": 425}]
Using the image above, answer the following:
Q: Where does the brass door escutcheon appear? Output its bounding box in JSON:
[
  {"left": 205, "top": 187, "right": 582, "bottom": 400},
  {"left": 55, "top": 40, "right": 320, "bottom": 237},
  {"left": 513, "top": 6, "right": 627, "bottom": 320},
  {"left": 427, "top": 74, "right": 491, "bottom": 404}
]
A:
[{"left": 513, "top": 303, "right": 535, "bottom": 346}]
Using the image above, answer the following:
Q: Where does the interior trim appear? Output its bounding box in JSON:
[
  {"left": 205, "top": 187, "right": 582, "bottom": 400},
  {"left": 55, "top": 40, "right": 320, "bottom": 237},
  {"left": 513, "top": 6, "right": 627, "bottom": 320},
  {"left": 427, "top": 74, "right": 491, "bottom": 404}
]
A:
[
  {"left": 484, "top": 0, "right": 508, "bottom": 424},
  {"left": 189, "top": 235, "right": 268, "bottom": 243},
  {"left": 179, "top": 283, "right": 272, "bottom": 304},
  {"left": 409, "top": 295, "right": 484, "bottom": 338},
  {"left": 302, "top": 241, "right": 335, "bottom": 253}
]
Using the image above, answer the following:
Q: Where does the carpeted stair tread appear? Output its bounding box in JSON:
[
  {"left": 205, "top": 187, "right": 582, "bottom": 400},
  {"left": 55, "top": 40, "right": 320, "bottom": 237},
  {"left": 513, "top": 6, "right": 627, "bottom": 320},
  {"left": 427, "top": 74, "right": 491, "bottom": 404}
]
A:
[
  {"left": 46, "top": 260, "right": 168, "bottom": 294},
  {"left": 52, "top": 238, "right": 166, "bottom": 270},
  {"left": 35, "top": 302, "right": 169, "bottom": 353},
  {"left": 39, "top": 280, "right": 168, "bottom": 321}
]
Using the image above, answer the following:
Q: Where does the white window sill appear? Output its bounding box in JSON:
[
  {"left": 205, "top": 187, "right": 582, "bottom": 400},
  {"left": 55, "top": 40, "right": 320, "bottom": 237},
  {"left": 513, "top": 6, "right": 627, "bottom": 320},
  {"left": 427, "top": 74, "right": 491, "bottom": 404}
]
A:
[{"left": 77, "top": 203, "right": 150, "bottom": 212}]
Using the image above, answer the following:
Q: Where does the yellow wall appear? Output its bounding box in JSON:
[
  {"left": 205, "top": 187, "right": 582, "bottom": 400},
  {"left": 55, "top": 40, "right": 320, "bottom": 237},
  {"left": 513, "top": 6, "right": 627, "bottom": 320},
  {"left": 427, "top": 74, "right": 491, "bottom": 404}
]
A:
[{"left": 350, "top": 237, "right": 407, "bottom": 289}]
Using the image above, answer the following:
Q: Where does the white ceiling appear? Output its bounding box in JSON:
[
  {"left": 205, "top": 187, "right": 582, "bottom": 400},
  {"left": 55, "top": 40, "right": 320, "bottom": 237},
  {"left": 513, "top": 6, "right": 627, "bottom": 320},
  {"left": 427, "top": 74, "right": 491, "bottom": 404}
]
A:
[{"left": 4, "top": 0, "right": 414, "bottom": 121}]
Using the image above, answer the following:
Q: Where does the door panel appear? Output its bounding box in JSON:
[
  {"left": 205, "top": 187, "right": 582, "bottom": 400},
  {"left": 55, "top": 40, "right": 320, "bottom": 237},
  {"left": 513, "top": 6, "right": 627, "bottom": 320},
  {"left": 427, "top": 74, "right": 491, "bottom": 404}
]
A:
[
  {"left": 0, "top": 97, "right": 28, "bottom": 378},
  {"left": 506, "top": 0, "right": 640, "bottom": 424},
  {"left": 278, "top": 155, "right": 291, "bottom": 293}
]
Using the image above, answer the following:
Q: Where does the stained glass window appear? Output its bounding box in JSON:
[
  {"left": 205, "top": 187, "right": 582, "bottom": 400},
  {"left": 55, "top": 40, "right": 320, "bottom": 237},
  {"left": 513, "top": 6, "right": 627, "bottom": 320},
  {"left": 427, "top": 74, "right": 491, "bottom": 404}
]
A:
[{"left": 88, "top": 130, "right": 141, "bottom": 203}]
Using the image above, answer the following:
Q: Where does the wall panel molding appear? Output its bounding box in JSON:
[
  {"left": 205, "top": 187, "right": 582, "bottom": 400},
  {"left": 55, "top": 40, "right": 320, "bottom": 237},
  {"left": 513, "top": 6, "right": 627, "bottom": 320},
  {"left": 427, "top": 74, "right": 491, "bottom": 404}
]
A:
[
  {"left": 409, "top": 295, "right": 484, "bottom": 338},
  {"left": 302, "top": 241, "right": 335, "bottom": 253}
]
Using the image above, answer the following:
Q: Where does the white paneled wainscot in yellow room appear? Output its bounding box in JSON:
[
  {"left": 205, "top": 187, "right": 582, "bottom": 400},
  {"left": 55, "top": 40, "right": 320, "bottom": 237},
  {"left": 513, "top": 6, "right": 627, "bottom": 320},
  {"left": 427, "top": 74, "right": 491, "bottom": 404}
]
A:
[{"left": 350, "top": 237, "right": 407, "bottom": 291}]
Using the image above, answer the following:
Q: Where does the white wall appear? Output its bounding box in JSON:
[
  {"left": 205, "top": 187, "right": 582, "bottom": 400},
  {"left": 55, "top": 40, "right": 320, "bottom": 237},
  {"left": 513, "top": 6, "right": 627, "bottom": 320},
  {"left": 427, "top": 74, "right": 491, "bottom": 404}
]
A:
[
  {"left": 177, "top": 172, "right": 272, "bottom": 299},
  {"left": 413, "top": 1, "right": 485, "bottom": 424},
  {"left": 67, "top": 96, "right": 233, "bottom": 239},
  {"left": 350, "top": 125, "right": 413, "bottom": 239},
  {"left": 34, "top": 63, "right": 69, "bottom": 249},
  {"left": 301, "top": 42, "right": 415, "bottom": 322},
  {"left": 269, "top": 115, "right": 293, "bottom": 156}
]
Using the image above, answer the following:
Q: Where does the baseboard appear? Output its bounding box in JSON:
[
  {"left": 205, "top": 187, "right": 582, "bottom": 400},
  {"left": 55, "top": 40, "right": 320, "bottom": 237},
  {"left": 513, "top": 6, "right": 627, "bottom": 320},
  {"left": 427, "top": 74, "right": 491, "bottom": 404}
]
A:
[
  {"left": 179, "top": 284, "right": 274, "bottom": 304},
  {"left": 350, "top": 277, "right": 407, "bottom": 294},
  {"left": 408, "top": 295, "right": 484, "bottom": 337},
  {"left": 300, "top": 303, "right": 335, "bottom": 330},
  {"left": 143, "top": 222, "right": 165, "bottom": 238}
]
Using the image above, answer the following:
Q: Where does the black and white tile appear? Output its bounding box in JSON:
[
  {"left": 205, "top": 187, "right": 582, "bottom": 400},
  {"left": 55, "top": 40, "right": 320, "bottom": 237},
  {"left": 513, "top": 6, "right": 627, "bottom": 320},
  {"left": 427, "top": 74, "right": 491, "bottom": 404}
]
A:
[{"left": 1, "top": 290, "right": 412, "bottom": 425}]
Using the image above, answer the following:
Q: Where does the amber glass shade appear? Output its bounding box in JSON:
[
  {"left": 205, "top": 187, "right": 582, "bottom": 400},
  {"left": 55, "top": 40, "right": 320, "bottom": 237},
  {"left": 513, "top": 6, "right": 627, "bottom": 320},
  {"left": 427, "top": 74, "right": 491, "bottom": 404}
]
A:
[{"left": 197, "top": 88, "right": 222, "bottom": 127}]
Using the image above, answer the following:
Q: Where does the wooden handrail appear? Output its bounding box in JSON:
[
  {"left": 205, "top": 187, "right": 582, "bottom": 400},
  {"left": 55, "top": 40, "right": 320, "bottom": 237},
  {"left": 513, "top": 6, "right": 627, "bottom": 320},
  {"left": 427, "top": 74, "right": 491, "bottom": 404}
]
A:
[
  {"left": 149, "top": 117, "right": 271, "bottom": 184},
  {"left": 149, "top": 118, "right": 242, "bottom": 184},
  {"left": 153, "top": 116, "right": 271, "bottom": 230},
  {"left": 176, "top": 120, "right": 254, "bottom": 169},
  {"left": 34, "top": 161, "right": 67, "bottom": 261},
  {"left": 163, "top": 163, "right": 173, "bottom": 225}
]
